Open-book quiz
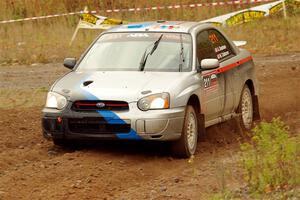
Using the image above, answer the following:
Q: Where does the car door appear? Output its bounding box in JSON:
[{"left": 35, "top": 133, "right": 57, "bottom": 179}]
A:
[
  {"left": 206, "top": 29, "right": 237, "bottom": 116},
  {"left": 196, "top": 30, "right": 224, "bottom": 122}
]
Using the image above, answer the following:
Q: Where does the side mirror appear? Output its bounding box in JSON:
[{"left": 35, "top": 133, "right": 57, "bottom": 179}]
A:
[
  {"left": 233, "top": 40, "right": 247, "bottom": 47},
  {"left": 63, "top": 58, "right": 76, "bottom": 70},
  {"left": 200, "top": 59, "right": 220, "bottom": 71}
]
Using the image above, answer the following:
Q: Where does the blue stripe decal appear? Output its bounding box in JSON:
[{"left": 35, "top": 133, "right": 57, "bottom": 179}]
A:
[
  {"left": 127, "top": 22, "right": 152, "bottom": 29},
  {"left": 79, "top": 78, "right": 142, "bottom": 140}
]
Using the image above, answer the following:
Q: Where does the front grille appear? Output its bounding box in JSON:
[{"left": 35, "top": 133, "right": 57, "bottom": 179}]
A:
[
  {"left": 72, "top": 100, "right": 129, "bottom": 112},
  {"left": 68, "top": 118, "right": 131, "bottom": 134}
]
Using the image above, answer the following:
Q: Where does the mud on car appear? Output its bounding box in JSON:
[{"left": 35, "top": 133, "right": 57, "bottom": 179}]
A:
[{"left": 42, "top": 21, "right": 260, "bottom": 158}]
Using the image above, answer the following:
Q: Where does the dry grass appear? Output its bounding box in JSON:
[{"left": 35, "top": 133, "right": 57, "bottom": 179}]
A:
[
  {"left": 0, "top": 0, "right": 299, "bottom": 64},
  {"left": 225, "top": 15, "right": 300, "bottom": 55},
  {"left": 0, "top": 88, "right": 47, "bottom": 109},
  {"left": 0, "top": 0, "right": 254, "bottom": 20}
]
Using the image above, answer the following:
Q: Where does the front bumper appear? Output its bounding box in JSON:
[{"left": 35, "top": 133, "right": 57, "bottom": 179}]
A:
[{"left": 42, "top": 102, "right": 185, "bottom": 141}]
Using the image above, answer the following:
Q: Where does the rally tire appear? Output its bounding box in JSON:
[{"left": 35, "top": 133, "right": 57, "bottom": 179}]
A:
[
  {"left": 171, "top": 105, "right": 198, "bottom": 158},
  {"left": 238, "top": 85, "right": 254, "bottom": 131}
]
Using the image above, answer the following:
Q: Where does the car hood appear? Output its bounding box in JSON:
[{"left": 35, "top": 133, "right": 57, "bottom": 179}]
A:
[{"left": 52, "top": 71, "right": 190, "bottom": 102}]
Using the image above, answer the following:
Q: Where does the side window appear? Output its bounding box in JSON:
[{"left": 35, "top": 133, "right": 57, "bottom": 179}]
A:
[
  {"left": 196, "top": 31, "right": 216, "bottom": 63},
  {"left": 207, "top": 29, "right": 234, "bottom": 61}
]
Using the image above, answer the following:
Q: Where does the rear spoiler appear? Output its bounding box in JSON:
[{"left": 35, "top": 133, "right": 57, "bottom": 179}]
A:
[{"left": 233, "top": 41, "right": 247, "bottom": 47}]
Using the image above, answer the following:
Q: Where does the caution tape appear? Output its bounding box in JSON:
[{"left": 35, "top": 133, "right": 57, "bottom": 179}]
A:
[
  {"left": 104, "top": 0, "right": 275, "bottom": 13},
  {"left": 0, "top": 0, "right": 275, "bottom": 24},
  {"left": 0, "top": 10, "right": 96, "bottom": 24},
  {"left": 202, "top": 0, "right": 300, "bottom": 26}
]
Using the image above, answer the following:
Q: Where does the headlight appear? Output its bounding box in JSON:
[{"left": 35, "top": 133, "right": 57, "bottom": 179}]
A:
[
  {"left": 45, "top": 92, "right": 67, "bottom": 110},
  {"left": 138, "top": 93, "right": 170, "bottom": 111}
]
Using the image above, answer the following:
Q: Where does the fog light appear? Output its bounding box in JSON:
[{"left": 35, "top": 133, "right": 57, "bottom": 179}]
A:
[{"left": 57, "top": 117, "right": 62, "bottom": 123}]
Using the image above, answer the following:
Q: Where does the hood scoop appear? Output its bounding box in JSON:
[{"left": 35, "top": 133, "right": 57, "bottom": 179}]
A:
[
  {"left": 82, "top": 80, "right": 93, "bottom": 87},
  {"left": 141, "top": 90, "right": 152, "bottom": 95}
]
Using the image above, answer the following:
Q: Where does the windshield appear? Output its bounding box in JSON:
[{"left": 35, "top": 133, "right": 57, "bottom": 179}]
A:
[{"left": 76, "top": 32, "right": 192, "bottom": 72}]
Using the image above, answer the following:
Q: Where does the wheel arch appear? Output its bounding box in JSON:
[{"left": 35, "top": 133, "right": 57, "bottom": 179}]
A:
[
  {"left": 186, "top": 94, "right": 205, "bottom": 136},
  {"left": 245, "top": 79, "right": 255, "bottom": 95},
  {"left": 187, "top": 94, "right": 201, "bottom": 114},
  {"left": 243, "top": 79, "right": 261, "bottom": 121}
]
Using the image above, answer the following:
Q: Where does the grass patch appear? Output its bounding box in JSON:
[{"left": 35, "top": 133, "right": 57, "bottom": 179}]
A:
[
  {"left": 212, "top": 118, "right": 300, "bottom": 199},
  {"left": 224, "top": 15, "right": 300, "bottom": 55},
  {"left": 0, "top": 88, "right": 47, "bottom": 109},
  {"left": 241, "top": 118, "right": 300, "bottom": 198}
]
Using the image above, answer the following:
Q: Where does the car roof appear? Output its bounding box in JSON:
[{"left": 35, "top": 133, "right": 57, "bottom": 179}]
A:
[{"left": 106, "top": 21, "right": 211, "bottom": 33}]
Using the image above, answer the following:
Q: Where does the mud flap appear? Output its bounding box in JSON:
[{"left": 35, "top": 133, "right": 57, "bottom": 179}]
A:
[
  {"left": 253, "top": 95, "right": 261, "bottom": 121},
  {"left": 198, "top": 113, "right": 206, "bottom": 140}
]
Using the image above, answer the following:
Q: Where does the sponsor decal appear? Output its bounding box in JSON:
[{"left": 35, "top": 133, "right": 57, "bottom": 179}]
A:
[
  {"left": 80, "top": 13, "right": 99, "bottom": 25},
  {"left": 215, "top": 45, "right": 227, "bottom": 53},
  {"left": 83, "top": 13, "right": 125, "bottom": 26},
  {"left": 159, "top": 24, "right": 182, "bottom": 30},
  {"left": 217, "top": 51, "right": 230, "bottom": 60},
  {"left": 203, "top": 73, "right": 218, "bottom": 92},
  {"left": 215, "top": 44, "right": 230, "bottom": 60},
  {"left": 151, "top": 21, "right": 183, "bottom": 30},
  {"left": 202, "top": 0, "right": 291, "bottom": 26},
  {"left": 269, "top": 2, "right": 283, "bottom": 14},
  {"left": 226, "top": 10, "right": 266, "bottom": 26},
  {"left": 202, "top": 56, "right": 252, "bottom": 93},
  {"left": 102, "top": 18, "right": 124, "bottom": 25},
  {"left": 127, "top": 33, "right": 149, "bottom": 38},
  {"left": 127, "top": 23, "right": 151, "bottom": 29}
]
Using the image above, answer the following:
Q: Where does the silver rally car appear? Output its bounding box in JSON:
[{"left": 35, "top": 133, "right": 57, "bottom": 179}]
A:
[{"left": 42, "top": 21, "right": 260, "bottom": 157}]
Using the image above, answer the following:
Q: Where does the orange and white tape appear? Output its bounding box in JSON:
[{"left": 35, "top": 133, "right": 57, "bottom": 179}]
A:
[
  {"left": 104, "top": 0, "right": 275, "bottom": 13},
  {"left": 0, "top": 11, "right": 97, "bottom": 24},
  {"left": 0, "top": 0, "right": 275, "bottom": 24}
]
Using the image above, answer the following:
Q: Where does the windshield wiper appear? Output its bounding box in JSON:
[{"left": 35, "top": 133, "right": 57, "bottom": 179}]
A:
[
  {"left": 179, "top": 34, "right": 185, "bottom": 72},
  {"left": 139, "top": 34, "right": 163, "bottom": 71}
]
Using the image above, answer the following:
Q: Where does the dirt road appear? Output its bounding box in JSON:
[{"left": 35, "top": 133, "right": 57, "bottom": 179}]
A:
[{"left": 0, "top": 54, "right": 299, "bottom": 200}]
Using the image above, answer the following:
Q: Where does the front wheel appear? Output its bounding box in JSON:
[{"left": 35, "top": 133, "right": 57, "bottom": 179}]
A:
[
  {"left": 238, "top": 85, "right": 254, "bottom": 130},
  {"left": 171, "top": 105, "right": 198, "bottom": 158}
]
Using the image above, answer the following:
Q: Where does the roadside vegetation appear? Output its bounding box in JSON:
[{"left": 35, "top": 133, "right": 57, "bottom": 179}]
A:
[
  {"left": 0, "top": 88, "right": 47, "bottom": 109},
  {"left": 212, "top": 118, "right": 300, "bottom": 200},
  {"left": 0, "top": 0, "right": 299, "bottom": 64},
  {"left": 0, "top": 1, "right": 299, "bottom": 199}
]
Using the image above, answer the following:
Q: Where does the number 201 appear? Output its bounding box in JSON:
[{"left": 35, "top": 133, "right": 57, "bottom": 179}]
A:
[{"left": 203, "top": 77, "right": 211, "bottom": 88}]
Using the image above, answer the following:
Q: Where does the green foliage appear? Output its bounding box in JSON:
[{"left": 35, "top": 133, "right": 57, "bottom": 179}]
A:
[
  {"left": 240, "top": 118, "right": 300, "bottom": 196},
  {"left": 211, "top": 119, "right": 300, "bottom": 199},
  {"left": 210, "top": 189, "right": 241, "bottom": 200}
]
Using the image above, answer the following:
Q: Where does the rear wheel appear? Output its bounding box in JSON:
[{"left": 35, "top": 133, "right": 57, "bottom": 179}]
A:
[
  {"left": 171, "top": 105, "right": 198, "bottom": 158},
  {"left": 238, "top": 85, "right": 254, "bottom": 130}
]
